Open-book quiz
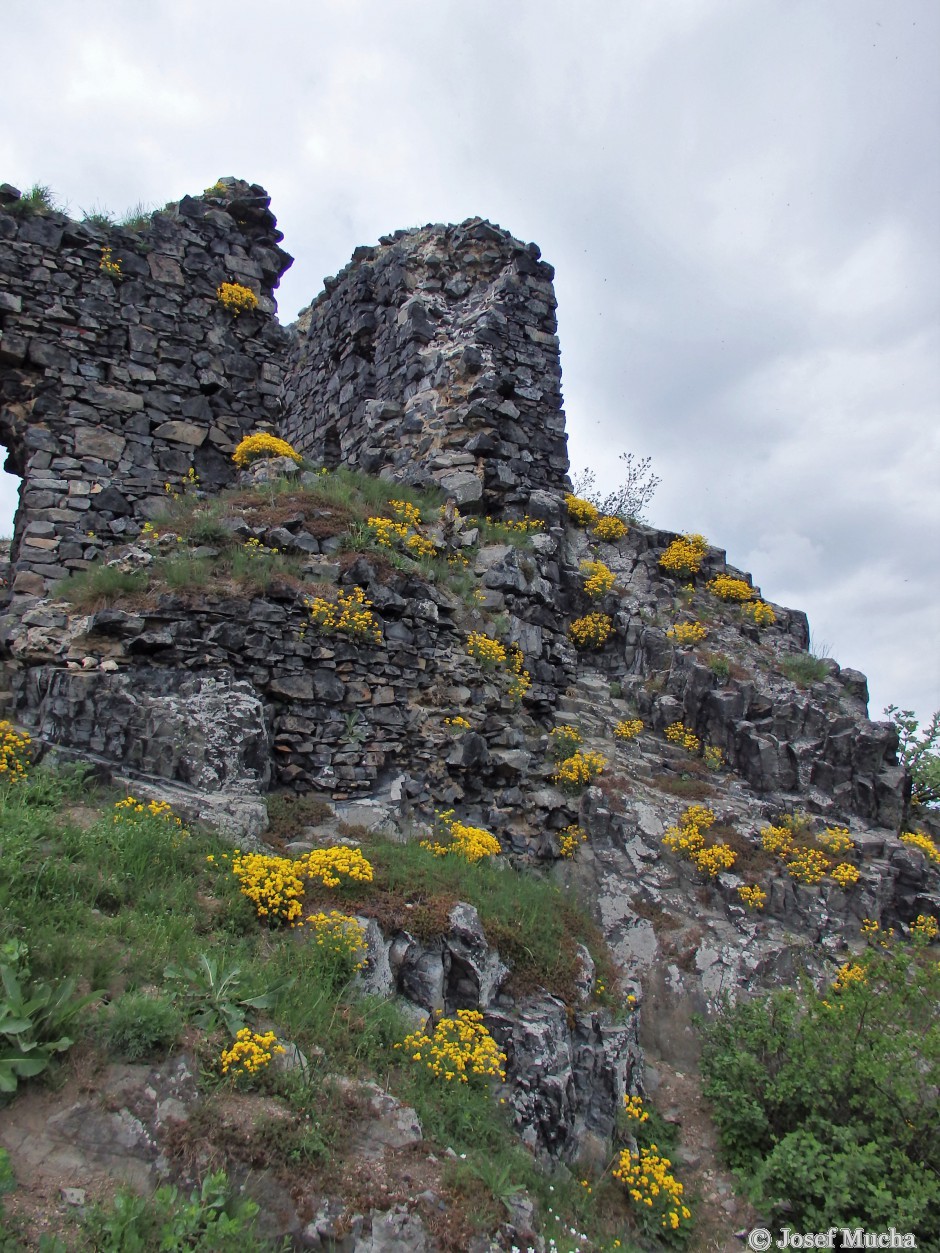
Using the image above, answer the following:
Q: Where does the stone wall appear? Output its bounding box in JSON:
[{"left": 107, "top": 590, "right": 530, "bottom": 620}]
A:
[
  {"left": 281, "top": 218, "right": 570, "bottom": 512},
  {"left": 0, "top": 178, "right": 292, "bottom": 595}
]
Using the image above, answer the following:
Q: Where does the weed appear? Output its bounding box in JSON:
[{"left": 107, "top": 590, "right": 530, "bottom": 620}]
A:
[
  {"left": 778, "top": 653, "right": 829, "bottom": 687},
  {"left": 53, "top": 565, "right": 149, "bottom": 608},
  {"left": 4, "top": 184, "right": 59, "bottom": 217},
  {"left": 100, "top": 990, "right": 183, "bottom": 1061}
]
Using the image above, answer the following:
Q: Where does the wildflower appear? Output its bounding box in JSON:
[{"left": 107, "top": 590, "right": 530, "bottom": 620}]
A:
[
  {"left": 568, "top": 612, "right": 613, "bottom": 649},
  {"left": 738, "top": 884, "right": 767, "bottom": 910},
  {"left": 232, "top": 431, "right": 301, "bottom": 467},
  {"left": 565, "top": 494, "right": 599, "bottom": 527},
  {"left": 663, "top": 721, "right": 700, "bottom": 754},
  {"left": 552, "top": 750, "right": 606, "bottom": 794},
  {"left": 420, "top": 812, "right": 501, "bottom": 863},
  {"left": 395, "top": 1010, "right": 506, "bottom": 1083},
  {"left": 467, "top": 632, "right": 507, "bottom": 667},
  {"left": 558, "top": 825, "right": 587, "bottom": 858},
  {"left": 742, "top": 599, "right": 776, "bottom": 627},
  {"left": 220, "top": 1028, "right": 285, "bottom": 1080},
  {"left": 592, "top": 515, "right": 628, "bottom": 542},
  {"left": 217, "top": 281, "right": 259, "bottom": 315},
  {"left": 305, "top": 587, "right": 382, "bottom": 643},
  {"left": 667, "top": 620, "right": 707, "bottom": 645},
  {"left": 99, "top": 246, "right": 122, "bottom": 277},
  {"left": 900, "top": 831, "right": 940, "bottom": 864},
  {"left": 614, "top": 718, "right": 643, "bottom": 741},
  {"left": 707, "top": 574, "right": 754, "bottom": 602},
  {"left": 659, "top": 534, "right": 708, "bottom": 578},
  {"left": 0, "top": 721, "right": 31, "bottom": 783},
  {"left": 579, "top": 559, "right": 616, "bottom": 598}
]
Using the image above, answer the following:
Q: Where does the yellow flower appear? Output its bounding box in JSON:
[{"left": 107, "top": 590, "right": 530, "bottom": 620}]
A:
[
  {"left": 707, "top": 574, "right": 754, "bottom": 602},
  {"left": 232, "top": 431, "right": 301, "bottom": 467},
  {"left": 397, "top": 1010, "right": 506, "bottom": 1084},
  {"left": 614, "top": 719, "right": 644, "bottom": 741},
  {"left": 565, "top": 494, "right": 600, "bottom": 527},
  {"left": 217, "top": 281, "right": 259, "bottom": 315},
  {"left": 659, "top": 534, "right": 708, "bottom": 578},
  {"left": 568, "top": 612, "right": 613, "bottom": 649},
  {"left": 579, "top": 559, "right": 616, "bottom": 598},
  {"left": 592, "top": 515, "right": 628, "bottom": 542}
]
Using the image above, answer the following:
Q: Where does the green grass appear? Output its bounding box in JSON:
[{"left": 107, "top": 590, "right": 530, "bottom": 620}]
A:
[
  {"left": 0, "top": 760, "right": 648, "bottom": 1250},
  {"left": 51, "top": 565, "right": 148, "bottom": 608},
  {"left": 778, "top": 653, "right": 829, "bottom": 688},
  {"left": 4, "top": 184, "right": 59, "bottom": 217}
]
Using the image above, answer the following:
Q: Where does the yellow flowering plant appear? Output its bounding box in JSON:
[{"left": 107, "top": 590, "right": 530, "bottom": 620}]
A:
[
  {"left": 900, "top": 831, "right": 940, "bottom": 864},
  {"left": 738, "top": 884, "right": 767, "bottom": 910},
  {"left": 663, "top": 721, "right": 701, "bottom": 754},
  {"left": 305, "top": 586, "right": 382, "bottom": 643},
  {"left": 217, "top": 281, "right": 259, "bottom": 315},
  {"left": 99, "top": 245, "right": 122, "bottom": 278},
  {"left": 466, "top": 632, "right": 507, "bottom": 668},
  {"left": 592, "top": 515, "right": 628, "bottom": 542},
  {"left": 219, "top": 1028, "right": 285, "bottom": 1083},
  {"left": 614, "top": 719, "right": 643, "bottom": 741},
  {"left": 395, "top": 1009, "right": 506, "bottom": 1083},
  {"left": 564, "top": 494, "right": 600, "bottom": 527},
  {"left": 910, "top": 914, "right": 939, "bottom": 943},
  {"left": 613, "top": 1145, "right": 692, "bottom": 1233},
  {"left": 579, "top": 559, "right": 616, "bottom": 598},
  {"left": 742, "top": 599, "right": 776, "bottom": 627},
  {"left": 568, "top": 612, "right": 613, "bottom": 649},
  {"left": 663, "top": 805, "right": 736, "bottom": 877},
  {"left": 232, "top": 432, "right": 302, "bottom": 467},
  {"left": 0, "top": 721, "right": 31, "bottom": 785},
  {"left": 552, "top": 749, "right": 606, "bottom": 794},
  {"left": 305, "top": 910, "right": 367, "bottom": 973},
  {"left": 667, "top": 620, "right": 707, "bottom": 645},
  {"left": 707, "top": 574, "right": 754, "bottom": 602},
  {"left": 659, "top": 533, "right": 708, "bottom": 578},
  {"left": 558, "top": 824, "right": 587, "bottom": 858},
  {"left": 420, "top": 811, "right": 501, "bottom": 863},
  {"left": 549, "top": 725, "right": 583, "bottom": 759}
]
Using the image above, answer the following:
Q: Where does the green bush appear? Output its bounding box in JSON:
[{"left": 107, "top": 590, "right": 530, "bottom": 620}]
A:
[
  {"left": 101, "top": 991, "right": 182, "bottom": 1061},
  {"left": 698, "top": 939, "right": 940, "bottom": 1239}
]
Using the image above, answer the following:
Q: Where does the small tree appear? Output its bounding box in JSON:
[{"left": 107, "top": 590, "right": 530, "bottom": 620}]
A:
[
  {"left": 885, "top": 706, "right": 940, "bottom": 807},
  {"left": 570, "top": 451, "right": 661, "bottom": 523}
]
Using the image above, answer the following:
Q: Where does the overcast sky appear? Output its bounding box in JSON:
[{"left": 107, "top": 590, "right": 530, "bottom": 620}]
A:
[{"left": 3, "top": 0, "right": 938, "bottom": 728}]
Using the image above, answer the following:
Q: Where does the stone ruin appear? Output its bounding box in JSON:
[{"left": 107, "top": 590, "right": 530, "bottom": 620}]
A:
[
  {"left": 0, "top": 176, "right": 937, "bottom": 1182},
  {"left": 0, "top": 177, "right": 569, "bottom": 598}
]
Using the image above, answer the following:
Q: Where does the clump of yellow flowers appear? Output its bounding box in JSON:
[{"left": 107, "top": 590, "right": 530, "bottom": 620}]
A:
[
  {"left": 707, "top": 574, "right": 754, "bottom": 602},
  {"left": 367, "top": 500, "right": 438, "bottom": 560},
  {"left": 301, "top": 846, "right": 374, "bottom": 889},
  {"left": 742, "top": 599, "right": 776, "bottom": 627},
  {"left": 612, "top": 1144, "right": 691, "bottom": 1232},
  {"left": 818, "top": 826, "right": 855, "bottom": 855},
  {"left": 564, "top": 494, "right": 600, "bottom": 527},
  {"left": 614, "top": 719, "right": 644, "bottom": 741},
  {"left": 738, "top": 884, "right": 767, "bottom": 910},
  {"left": 667, "top": 620, "right": 707, "bottom": 645},
  {"left": 219, "top": 846, "right": 374, "bottom": 926},
  {"left": 0, "top": 721, "right": 31, "bottom": 784},
  {"left": 832, "top": 962, "right": 867, "bottom": 994},
  {"left": 568, "top": 612, "right": 613, "bottom": 650},
  {"left": 467, "top": 632, "right": 507, "bottom": 667},
  {"left": 552, "top": 749, "right": 606, "bottom": 793},
  {"left": 420, "top": 811, "right": 501, "bottom": 863},
  {"left": 99, "top": 245, "right": 122, "bottom": 277},
  {"left": 558, "top": 824, "right": 587, "bottom": 858},
  {"left": 227, "top": 851, "right": 307, "bottom": 926},
  {"left": 506, "top": 645, "right": 532, "bottom": 702},
  {"left": 220, "top": 1028, "right": 285, "bottom": 1080},
  {"left": 113, "top": 796, "right": 188, "bottom": 842},
  {"left": 910, "top": 914, "right": 939, "bottom": 942},
  {"left": 217, "top": 281, "right": 259, "bottom": 315},
  {"left": 305, "top": 910, "right": 367, "bottom": 970},
  {"left": 659, "top": 534, "right": 707, "bottom": 579},
  {"left": 549, "top": 724, "right": 583, "bottom": 758},
  {"left": 663, "top": 806, "right": 736, "bottom": 877},
  {"left": 592, "top": 515, "right": 628, "bottom": 543},
  {"left": 396, "top": 1009, "right": 506, "bottom": 1083},
  {"left": 622, "top": 1093, "right": 650, "bottom": 1123},
  {"left": 305, "top": 586, "right": 382, "bottom": 643},
  {"left": 580, "top": 559, "right": 616, "bottom": 598},
  {"left": 784, "top": 846, "right": 832, "bottom": 886},
  {"left": 831, "top": 862, "right": 860, "bottom": 889},
  {"left": 900, "top": 831, "right": 940, "bottom": 864},
  {"left": 232, "top": 432, "right": 302, "bottom": 467},
  {"left": 663, "top": 722, "right": 701, "bottom": 754}
]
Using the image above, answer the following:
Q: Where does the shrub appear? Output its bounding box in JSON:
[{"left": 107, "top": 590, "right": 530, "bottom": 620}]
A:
[
  {"left": 900, "top": 830, "right": 939, "bottom": 864},
  {"left": 549, "top": 725, "right": 583, "bottom": 760},
  {"left": 663, "top": 721, "right": 700, "bottom": 754},
  {"left": 232, "top": 432, "right": 301, "bottom": 467},
  {"left": 706, "top": 574, "right": 753, "bottom": 602},
  {"left": 662, "top": 805, "right": 736, "bottom": 877},
  {"left": 659, "top": 533, "right": 707, "bottom": 578},
  {"left": 570, "top": 452, "right": 661, "bottom": 523},
  {"left": 698, "top": 941, "right": 940, "bottom": 1239},
  {"left": 612, "top": 1145, "right": 691, "bottom": 1234},
  {"left": 216, "top": 281, "right": 259, "bottom": 315},
  {"left": 568, "top": 612, "right": 613, "bottom": 649},
  {"left": 98, "top": 245, "right": 122, "bottom": 277},
  {"left": 614, "top": 719, "right": 643, "bottom": 741},
  {"left": 558, "top": 825, "right": 587, "bottom": 858},
  {"left": 737, "top": 884, "right": 766, "bottom": 910},
  {"left": 467, "top": 632, "right": 507, "bottom": 667},
  {"left": 885, "top": 706, "right": 940, "bottom": 807},
  {"left": 4, "top": 184, "right": 58, "bottom": 217},
  {"left": 778, "top": 653, "right": 829, "bottom": 687},
  {"left": 101, "top": 991, "right": 182, "bottom": 1061}
]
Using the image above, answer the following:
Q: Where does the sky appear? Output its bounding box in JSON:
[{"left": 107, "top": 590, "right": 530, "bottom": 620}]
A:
[{"left": 2, "top": 0, "right": 938, "bottom": 728}]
